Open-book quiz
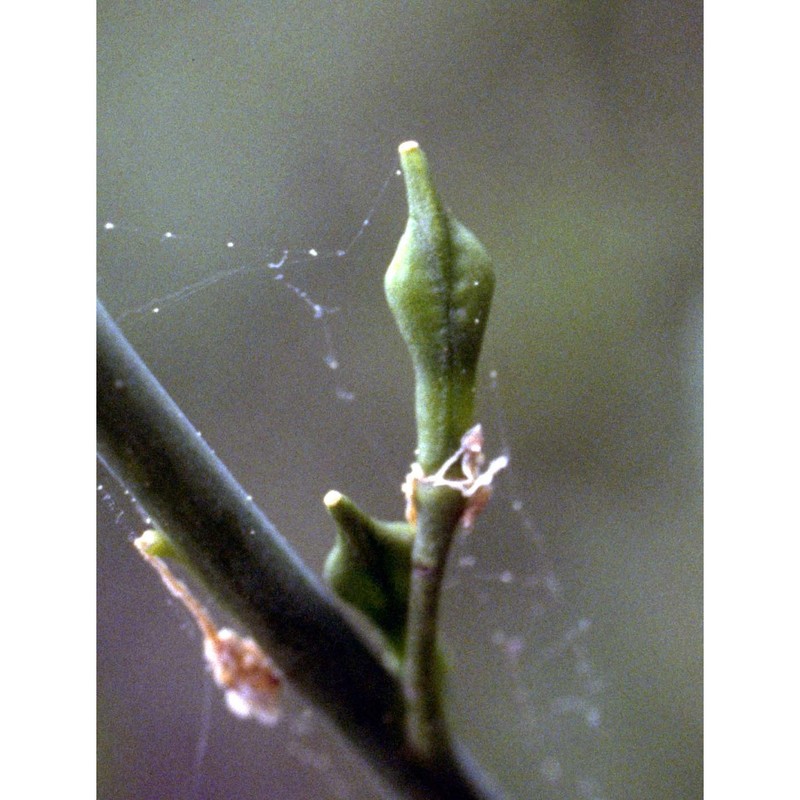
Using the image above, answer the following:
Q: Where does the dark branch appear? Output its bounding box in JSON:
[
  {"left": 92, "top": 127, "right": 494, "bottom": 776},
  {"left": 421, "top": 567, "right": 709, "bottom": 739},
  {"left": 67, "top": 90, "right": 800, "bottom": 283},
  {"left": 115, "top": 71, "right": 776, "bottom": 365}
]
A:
[{"left": 96, "top": 299, "right": 503, "bottom": 800}]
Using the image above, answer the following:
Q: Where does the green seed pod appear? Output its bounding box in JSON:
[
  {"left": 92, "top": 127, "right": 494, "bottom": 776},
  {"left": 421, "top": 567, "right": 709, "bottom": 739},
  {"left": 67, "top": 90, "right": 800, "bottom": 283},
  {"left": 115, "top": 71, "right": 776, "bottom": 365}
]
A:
[{"left": 385, "top": 142, "right": 495, "bottom": 474}]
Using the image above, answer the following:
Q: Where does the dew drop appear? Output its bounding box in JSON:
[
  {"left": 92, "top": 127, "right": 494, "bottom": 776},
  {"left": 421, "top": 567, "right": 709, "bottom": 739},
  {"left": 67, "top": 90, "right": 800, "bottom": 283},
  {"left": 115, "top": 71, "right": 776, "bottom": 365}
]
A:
[
  {"left": 104, "top": 221, "right": 115, "bottom": 230},
  {"left": 226, "top": 241, "right": 235, "bottom": 248},
  {"left": 505, "top": 636, "right": 524, "bottom": 658},
  {"left": 152, "top": 307, "right": 160, "bottom": 314},
  {"left": 585, "top": 707, "right": 601, "bottom": 728},
  {"left": 308, "top": 248, "right": 318, "bottom": 257},
  {"left": 545, "top": 573, "right": 562, "bottom": 595},
  {"left": 540, "top": 757, "right": 562, "bottom": 783},
  {"left": 324, "top": 354, "right": 339, "bottom": 370},
  {"left": 587, "top": 677, "right": 604, "bottom": 694}
]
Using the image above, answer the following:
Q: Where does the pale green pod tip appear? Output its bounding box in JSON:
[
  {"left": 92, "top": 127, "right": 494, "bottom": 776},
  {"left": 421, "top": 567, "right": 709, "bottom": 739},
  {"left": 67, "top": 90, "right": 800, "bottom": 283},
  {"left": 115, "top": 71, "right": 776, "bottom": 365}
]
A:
[{"left": 134, "top": 528, "right": 183, "bottom": 561}]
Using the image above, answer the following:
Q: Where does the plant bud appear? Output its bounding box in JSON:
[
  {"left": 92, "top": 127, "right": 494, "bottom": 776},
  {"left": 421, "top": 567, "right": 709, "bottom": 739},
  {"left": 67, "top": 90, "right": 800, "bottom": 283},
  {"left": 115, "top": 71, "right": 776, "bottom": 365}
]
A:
[{"left": 385, "top": 142, "right": 495, "bottom": 474}]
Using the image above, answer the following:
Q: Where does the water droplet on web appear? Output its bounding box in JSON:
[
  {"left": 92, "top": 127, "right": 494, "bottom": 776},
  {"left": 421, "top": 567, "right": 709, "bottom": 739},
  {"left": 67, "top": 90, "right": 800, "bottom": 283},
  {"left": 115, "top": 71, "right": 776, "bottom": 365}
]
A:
[
  {"left": 104, "top": 221, "right": 115, "bottom": 230},
  {"left": 324, "top": 354, "right": 339, "bottom": 370},
  {"left": 545, "top": 572, "right": 562, "bottom": 595},
  {"left": 226, "top": 241, "right": 235, "bottom": 248},
  {"left": 587, "top": 677, "right": 605, "bottom": 695},
  {"left": 540, "top": 757, "right": 563, "bottom": 783},
  {"left": 308, "top": 248, "right": 318, "bottom": 257},
  {"left": 504, "top": 635, "right": 525, "bottom": 659}
]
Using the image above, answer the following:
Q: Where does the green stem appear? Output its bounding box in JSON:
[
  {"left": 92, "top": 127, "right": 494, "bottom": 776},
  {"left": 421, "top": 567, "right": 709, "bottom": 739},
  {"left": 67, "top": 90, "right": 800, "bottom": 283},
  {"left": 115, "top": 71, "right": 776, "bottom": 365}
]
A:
[{"left": 404, "top": 484, "right": 466, "bottom": 758}]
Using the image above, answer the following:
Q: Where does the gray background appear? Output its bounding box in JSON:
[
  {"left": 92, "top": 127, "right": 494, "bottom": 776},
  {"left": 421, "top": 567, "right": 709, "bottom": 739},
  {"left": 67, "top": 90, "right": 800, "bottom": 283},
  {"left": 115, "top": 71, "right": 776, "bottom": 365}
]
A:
[{"left": 98, "top": 2, "right": 702, "bottom": 799}]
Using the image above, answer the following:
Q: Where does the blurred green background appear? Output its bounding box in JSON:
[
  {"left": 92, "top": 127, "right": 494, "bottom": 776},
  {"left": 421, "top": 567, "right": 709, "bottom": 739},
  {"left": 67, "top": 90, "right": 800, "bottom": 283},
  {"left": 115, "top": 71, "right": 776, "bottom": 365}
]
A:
[{"left": 97, "top": 2, "right": 701, "bottom": 799}]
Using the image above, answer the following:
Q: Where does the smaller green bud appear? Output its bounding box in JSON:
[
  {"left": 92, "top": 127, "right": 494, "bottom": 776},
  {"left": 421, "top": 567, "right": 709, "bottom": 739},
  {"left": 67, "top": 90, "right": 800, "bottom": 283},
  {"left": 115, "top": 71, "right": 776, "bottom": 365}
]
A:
[
  {"left": 385, "top": 142, "right": 495, "bottom": 474},
  {"left": 322, "top": 491, "right": 414, "bottom": 655},
  {"left": 135, "top": 528, "right": 185, "bottom": 562}
]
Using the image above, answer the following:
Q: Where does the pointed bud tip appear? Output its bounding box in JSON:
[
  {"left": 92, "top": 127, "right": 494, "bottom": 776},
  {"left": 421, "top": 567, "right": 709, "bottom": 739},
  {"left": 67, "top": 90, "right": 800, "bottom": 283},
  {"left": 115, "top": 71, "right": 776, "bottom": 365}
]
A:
[
  {"left": 134, "top": 529, "right": 160, "bottom": 553},
  {"left": 323, "top": 490, "right": 343, "bottom": 508},
  {"left": 134, "top": 528, "right": 175, "bottom": 558}
]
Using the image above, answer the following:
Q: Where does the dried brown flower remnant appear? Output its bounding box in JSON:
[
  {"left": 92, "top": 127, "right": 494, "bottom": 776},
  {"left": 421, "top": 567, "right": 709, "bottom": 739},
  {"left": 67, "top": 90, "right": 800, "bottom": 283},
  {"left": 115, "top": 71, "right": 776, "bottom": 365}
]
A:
[
  {"left": 402, "top": 424, "right": 508, "bottom": 529},
  {"left": 134, "top": 530, "right": 282, "bottom": 726}
]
